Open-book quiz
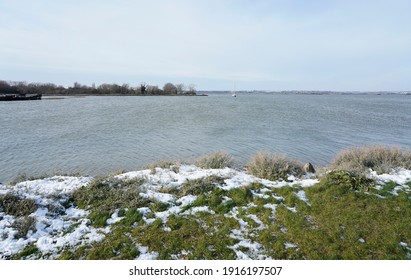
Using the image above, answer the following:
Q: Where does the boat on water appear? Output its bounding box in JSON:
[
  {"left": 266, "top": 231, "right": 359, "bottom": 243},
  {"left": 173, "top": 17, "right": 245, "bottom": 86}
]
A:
[
  {"left": 0, "top": 93, "right": 42, "bottom": 101},
  {"left": 231, "top": 82, "right": 237, "bottom": 97}
]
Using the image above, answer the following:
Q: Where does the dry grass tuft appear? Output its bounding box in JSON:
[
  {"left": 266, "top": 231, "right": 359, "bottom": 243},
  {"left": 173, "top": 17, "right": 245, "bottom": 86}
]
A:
[
  {"left": 247, "top": 152, "right": 304, "bottom": 181},
  {"left": 195, "top": 151, "right": 234, "bottom": 169},
  {"left": 145, "top": 160, "right": 181, "bottom": 174},
  {"left": 331, "top": 145, "right": 411, "bottom": 174}
]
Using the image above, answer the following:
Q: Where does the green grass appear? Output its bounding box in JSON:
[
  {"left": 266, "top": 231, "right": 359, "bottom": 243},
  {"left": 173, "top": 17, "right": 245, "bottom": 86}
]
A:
[
  {"left": 274, "top": 171, "right": 411, "bottom": 259},
  {"left": 227, "top": 186, "right": 254, "bottom": 207},
  {"left": 132, "top": 213, "right": 239, "bottom": 259},
  {"left": 12, "top": 244, "right": 40, "bottom": 260},
  {"left": 71, "top": 176, "right": 148, "bottom": 227},
  {"left": 51, "top": 171, "right": 411, "bottom": 259},
  {"left": 178, "top": 175, "right": 225, "bottom": 197},
  {"left": 5, "top": 147, "right": 411, "bottom": 260}
]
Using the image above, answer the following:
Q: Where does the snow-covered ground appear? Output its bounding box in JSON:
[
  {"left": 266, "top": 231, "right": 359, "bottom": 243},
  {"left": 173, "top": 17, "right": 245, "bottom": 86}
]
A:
[{"left": 1, "top": 166, "right": 410, "bottom": 260}]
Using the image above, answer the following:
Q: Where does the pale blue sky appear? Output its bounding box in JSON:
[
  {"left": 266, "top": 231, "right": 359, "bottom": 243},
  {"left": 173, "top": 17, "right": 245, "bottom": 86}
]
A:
[{"left": 1, "top": 0, "right": 410, "bottom": 91}]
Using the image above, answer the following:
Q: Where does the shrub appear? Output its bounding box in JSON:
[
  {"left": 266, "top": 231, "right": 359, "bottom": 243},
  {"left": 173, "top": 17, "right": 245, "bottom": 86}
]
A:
[
  {"left": 331, "top": 146, "right": 411, "bottom": 174},
  {"left": 315, "top": 170, "right": 375, "bottom": 194},
  {"left": 195, "top": 151, "right": 234, "bottom": 169},
  {"left": 145, "top": 160, "right": 180, "bottom": 174},
  {"left": 247, "top": 152, "right": 304, "bottom": 181},
  {"left": 12, "top": 216, "right": 37, "bottom": 239},
  {"left": 179, "top": 175, "right": 225, "bottom": 197},
  {"left": 0, "top": 193, "right": 37, "bottom": 216}
]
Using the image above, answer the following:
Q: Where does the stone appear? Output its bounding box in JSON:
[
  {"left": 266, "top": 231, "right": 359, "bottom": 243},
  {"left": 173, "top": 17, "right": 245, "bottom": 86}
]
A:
[{"left": 303, "top": 162, "right": 316, "bottom": 173}]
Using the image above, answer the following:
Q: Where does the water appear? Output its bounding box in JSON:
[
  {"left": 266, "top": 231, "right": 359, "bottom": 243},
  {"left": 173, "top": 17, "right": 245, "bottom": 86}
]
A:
[{"left": 1, "top": 93, "right": 410, "bottom": 183}]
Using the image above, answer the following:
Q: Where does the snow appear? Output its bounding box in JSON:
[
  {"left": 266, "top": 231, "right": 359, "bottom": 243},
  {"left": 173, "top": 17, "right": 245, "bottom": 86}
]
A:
[
  {"left": 0, "top": 176, "right": 102, "bottom": 259},
  {"left": 296, "top": 190, "right": 311, "bottom": 205},
  {"left": 1, "top": 166, "right": 411, "bottom": 260},
  {"left": 106, "top": 210, "right": 124, "bottom": 225},
  {"left": 246, "top": 214, "right": 266, "bottom": 230},
  {"left": 285, "top": 242, "right": 298, "bottom": 249},
  {"left": 263, "top": 203, "right": 278, "bottom": 217},
  {"left": 140, "top": 190, "right": 175, "bottom": 203},
  {"left": 370, "top": 168, "right": 411, "bottom": 185},
  {"left": 370, "top": 168, "right": 411, "bottom": 195},
  {"left": 183, "top": 206, "right": 215, "bottom": 215},
  {"left": 136, "top": 244, "right": 159, "bottom": 260}
]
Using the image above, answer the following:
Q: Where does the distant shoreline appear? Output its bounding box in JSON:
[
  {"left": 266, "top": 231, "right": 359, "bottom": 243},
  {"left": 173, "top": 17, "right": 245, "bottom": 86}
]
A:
[
  {"left": 41, "top": 93, "right": 208, "bottom": 97},
  {"left": 199, "top": 90, "right": 411, "bottom": 95}
]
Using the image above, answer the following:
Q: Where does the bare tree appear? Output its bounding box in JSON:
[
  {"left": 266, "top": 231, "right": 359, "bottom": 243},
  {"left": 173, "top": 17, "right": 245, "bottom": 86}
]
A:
[
  {"left": 187, "top": 84, "right": 196, "bottom": 95},
  {"left": 147, "top": 85, "right": 162, "bottom": 95},
  {"left": 139, "top": 82, "right": 147, "bottom": 94},
  {"left": 175, "top": 83, "right": 185, "bottom": 94},
  {"left": 163, "top": 82, "right": 178, "bottom": 95}
]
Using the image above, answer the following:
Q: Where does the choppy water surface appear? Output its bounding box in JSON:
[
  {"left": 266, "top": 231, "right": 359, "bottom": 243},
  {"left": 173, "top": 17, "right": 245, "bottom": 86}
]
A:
[{"left": 1, "top": 93, "right": 410, "bottom": 182}]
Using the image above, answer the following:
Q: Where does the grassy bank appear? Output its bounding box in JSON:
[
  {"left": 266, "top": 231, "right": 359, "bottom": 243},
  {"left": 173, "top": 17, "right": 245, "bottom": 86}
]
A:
[{"left": 1, "top": 147, "right": 410, "bottom": 260}]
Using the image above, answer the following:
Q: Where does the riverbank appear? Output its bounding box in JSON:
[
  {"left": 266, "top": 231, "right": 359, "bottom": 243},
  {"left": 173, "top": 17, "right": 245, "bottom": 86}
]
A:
[{"left": 1, "top": 148, "right": 410, "bottom": 260}]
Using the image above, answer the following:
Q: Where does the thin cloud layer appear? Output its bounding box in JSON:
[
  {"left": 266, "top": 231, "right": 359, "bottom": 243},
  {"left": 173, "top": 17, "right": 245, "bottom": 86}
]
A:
[{"left": 1, "top": 0, "right": 410, "bottom": 90}]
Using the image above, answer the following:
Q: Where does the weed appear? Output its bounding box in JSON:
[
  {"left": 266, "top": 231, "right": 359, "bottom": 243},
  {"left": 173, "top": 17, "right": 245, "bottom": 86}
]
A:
[
  {"left": 12, "top": 216, "right": 37, "bottom": 239},
  {"left": 195, "top": 151, "right": 234, "bottom": 169},
  {"left": 145, "top": 160, "right": 180, "bottom": 174},
  {"left": 12, "top": 244, "right": 40, "bottom": 259},
  {"left": 71, "top": 176, "right": 149, "bottom": 227},
  {"left": 316, "top": 170, "right": 375, "bottom": 194},
  {"left": 179, "top": 175, "right": 225, "bottom": 197},
  {"left": 0, "top": 193, "right": 37, "bottom": 217},
  {"left": 247, "top": 152, "right": 304, "bottom": 181},
  {"left": 331, "top": 146, "right": 411, "bottom": 174}
]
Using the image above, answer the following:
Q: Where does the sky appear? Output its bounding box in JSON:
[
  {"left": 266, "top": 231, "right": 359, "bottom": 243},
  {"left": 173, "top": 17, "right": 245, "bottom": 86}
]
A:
[{"left": 1, "top": 0, "right": 410, "bottom": 91}]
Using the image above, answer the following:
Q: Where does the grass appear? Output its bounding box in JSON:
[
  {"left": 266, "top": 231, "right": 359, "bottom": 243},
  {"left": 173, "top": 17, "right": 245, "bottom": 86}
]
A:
[
  {"left": 7, "top": 171, "right": 84, "bottom": 186},
  {"left": 132, "top": 214, "right": 239, "bottom": 260},
  {"left": 145, "top": 160, "right": 180, "bottom": 174},
  {"left": 7, "top": 173, "right": 50, "bottom": 186},
  {"left": 247, "top": 152, "right": 304, "bottom": 181},
  {"left": 331, "top": 145, "right": 411, "bottom": 174},
  {"left": 274, "top": 171, "right": 411, "bottom": 259},
  {"left": 71, "top": 176, "right": 148, "bottom": 227},
  {"left": 12, "top": 244, "right": 40, "bottom": 260},
  {"left": 0, "top": 193, "right": 38, "bottom": 217},
  {"left": 3, "top": 146, "right": 411, "bottom": 260},
  {"left": 12, "top": 216, "right": 37, "bottom": 239},
  {"left": 178, "top": 175, "right": 226, "bottom": 197},
  {"left": 195, "top": 151, "right": 234, "bottom": 169}
]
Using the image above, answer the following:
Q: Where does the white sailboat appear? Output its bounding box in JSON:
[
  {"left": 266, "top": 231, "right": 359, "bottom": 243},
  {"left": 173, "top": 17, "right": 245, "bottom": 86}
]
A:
[{"left": 231, "top": 82, "right": 237, "bottom": 97}]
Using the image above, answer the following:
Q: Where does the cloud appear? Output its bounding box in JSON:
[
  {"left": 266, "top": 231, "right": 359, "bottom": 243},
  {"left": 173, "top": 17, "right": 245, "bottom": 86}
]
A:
[{"left": 1, "top": 0, "right": 410, "bottom": 90}]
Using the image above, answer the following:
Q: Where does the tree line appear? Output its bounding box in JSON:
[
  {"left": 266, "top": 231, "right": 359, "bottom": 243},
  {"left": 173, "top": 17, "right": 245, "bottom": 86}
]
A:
[{"left": 0, "top": 80, "right": 197, "bottom": 96}]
